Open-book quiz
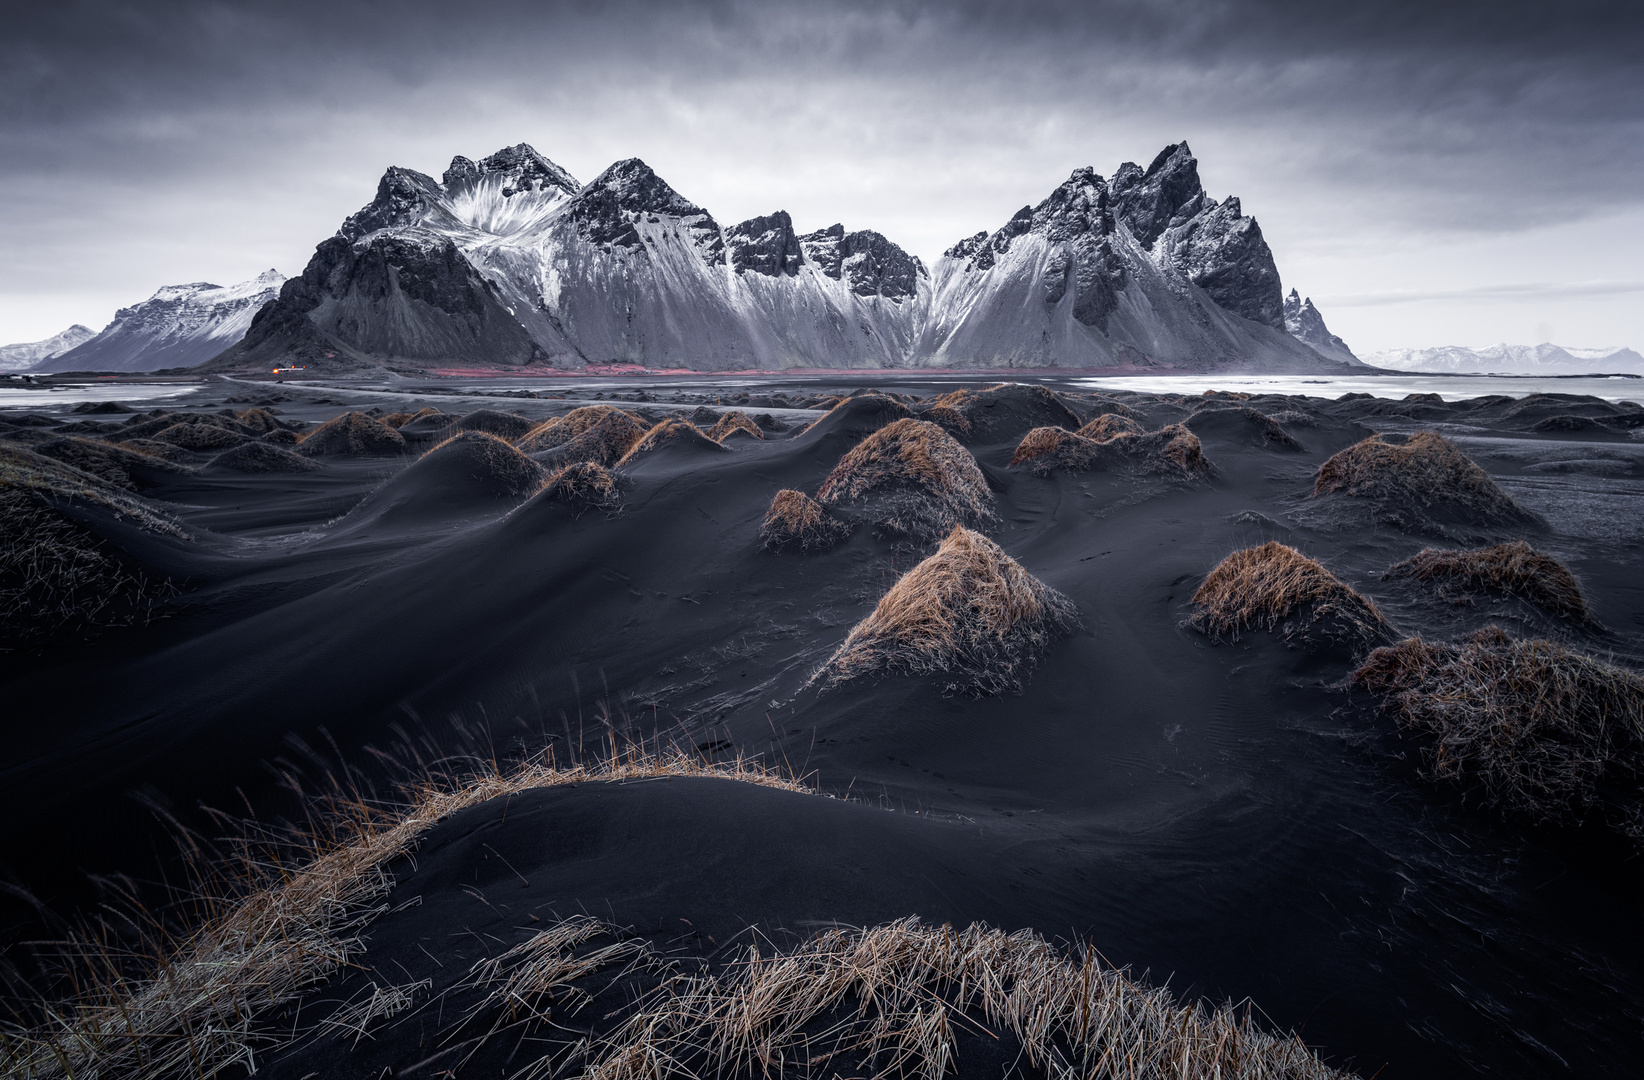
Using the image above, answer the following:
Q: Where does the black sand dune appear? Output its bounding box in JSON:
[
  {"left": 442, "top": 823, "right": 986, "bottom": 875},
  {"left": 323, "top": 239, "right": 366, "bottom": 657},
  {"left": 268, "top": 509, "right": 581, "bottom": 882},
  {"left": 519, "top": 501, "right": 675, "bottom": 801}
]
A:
[{"left": 3, "top": 377, "right": 1644, "bottom": 1079}]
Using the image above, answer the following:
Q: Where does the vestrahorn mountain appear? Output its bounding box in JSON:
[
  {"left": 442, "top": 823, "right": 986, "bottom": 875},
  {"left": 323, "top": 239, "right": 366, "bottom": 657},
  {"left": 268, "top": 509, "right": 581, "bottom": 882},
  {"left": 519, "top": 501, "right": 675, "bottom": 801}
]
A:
[{"left": 188, "top": 141, "right": 1361, "bottom": 373}]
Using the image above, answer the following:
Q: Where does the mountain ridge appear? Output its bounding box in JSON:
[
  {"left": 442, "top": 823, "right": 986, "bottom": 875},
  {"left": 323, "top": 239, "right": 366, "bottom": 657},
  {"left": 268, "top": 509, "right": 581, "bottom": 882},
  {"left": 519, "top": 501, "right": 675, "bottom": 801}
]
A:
[
  {"left": 33, "top": 271, "right": 286, "bottom": 373},
  {"left": 1364, "top": 342, "right": 1644, "bottom": 374}
]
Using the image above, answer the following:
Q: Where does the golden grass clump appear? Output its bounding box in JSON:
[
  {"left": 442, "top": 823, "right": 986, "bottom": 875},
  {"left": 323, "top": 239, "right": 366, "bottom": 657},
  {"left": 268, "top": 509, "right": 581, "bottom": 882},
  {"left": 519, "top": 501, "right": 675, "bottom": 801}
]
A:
[
  {"left": 816, "top": 417, "right": 993, "bottom": 544},
  {"left": 421, "top": 430, "right": 546, "bottom": 496},
  {"left": 1077, "top": 412, "right": 1144, "bottom": 440},
  {"left": 0, "top": 443, "right": 182, "bottom": 643},
  {"left": 30, "top": 436, "right": 185, "bottom": 490},
  {"left": 929, "top": 383, "right": 1081, "bottom": 441},
  {"left": 1190, "top": 542, "right": 1392, "bottom": 651},
  {"left": 813, "top": 525, "right": 1077, "bottom": 696},
  {"left": 381, "top": 406, "right": 443, "bottom": 429},
  {"left": 1009, "top": 422, "right": 1208, "bottom": 480},
  {"left": 517, "top": 405, "right": 646, "bottom": 453},
  {"left": 151, "top": 421, "right": 251, "bottom": 452},
  {"left": 1008, "top": 427, "right": 1102, "bottom": 473},
  {"left": 209, "top": 441, "right": 321, "bottom": 474},
  {"left": 585, "top": 916, "right": 1351, "bottom": 1080},
  {"left": 1313, "top": 431, "right": 1532, "bottom": 529},
  {"left": 228, "top": 408, "right": 284, "bottom": 434},
  {"left": 525, "top": 410, "right": 652, "bottom": 467},
  {"left": 707, "top": 410, "right": 764, "bottom": 442},
  {"left": 1353, "top": 627, "right": 1644, "bottom": 829},
  {"left": 614, "top": 417, "right": 729, "bottom": 467},
  {"left": 1387, "top": 540, "right": 1593, "bottom": 622},
  {"left": 297, "top": 412, "right": 406, "bottom": 457},
  {"left": 0, "top": 747, "right": 808, "bottom": 1080},
  {"left": 760, "top": 489, "right": 851, "bottom": 553},
  {"left": 535, "top": 461, "right": 621, "bottom": 515}
]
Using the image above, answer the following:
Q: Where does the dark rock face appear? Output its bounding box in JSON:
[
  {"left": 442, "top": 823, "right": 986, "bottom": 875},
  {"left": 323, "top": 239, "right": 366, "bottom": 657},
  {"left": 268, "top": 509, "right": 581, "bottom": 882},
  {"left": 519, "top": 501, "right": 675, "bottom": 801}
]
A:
[
  {"left": 1161, "top": 197, "right": 1284, "bottom": 328},
  {"left": 944, "top": 207, "right": 1033, "bottom": 270},
  {"left": 567, "top": 158, "right": 724, "bottom": 266},
  {"left": 222, "top": 233, "right": 539, "bottom": 367},
  {"left": 948, "top": 170, "right": 1126, "bottom": 330},
  {"left": 1110, "top": 143, "right": 1210, "bottom": 248},
  {"left": 1284, "top": 289, "right": 1356, "bottom": 360},
  {"left": 445, "top": 144, "right": 581, "bottom": 198},
  {"left": 945, "top": 141, "right": 1285, "bottom": 334},
  {"left": 799, "top": 225, "right": 923, "bottom": 301},
  {"left": 727, "top": 212, "right": 803, "bottom": 276},
  {"left": 338, "top": 168, "right": 447, "bottom": 242},
  {"left": 1032, "top": 169, "right": 1126, "bottom": 329}
]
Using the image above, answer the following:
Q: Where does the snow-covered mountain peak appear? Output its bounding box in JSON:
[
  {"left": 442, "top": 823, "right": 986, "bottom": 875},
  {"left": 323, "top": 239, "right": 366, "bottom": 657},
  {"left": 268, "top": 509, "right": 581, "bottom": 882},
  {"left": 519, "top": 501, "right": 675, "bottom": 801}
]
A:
[
  {"left": 0, "top": 324, "right": 96, "bottom": 371},
  {"left": 33, "top": 270, "right": 286, "bottom": 373},
  {"left": 444, "top": 143, "right": 580, "bottom": 198},
  {"left": 338, "top": 166, "right": 449, "bottom": 242},
  {"left": 568, "top": 158, "right": 724, "bottom": 265},
  {"left": 439, "top": 144, "right": 581, "bottom": 237}
]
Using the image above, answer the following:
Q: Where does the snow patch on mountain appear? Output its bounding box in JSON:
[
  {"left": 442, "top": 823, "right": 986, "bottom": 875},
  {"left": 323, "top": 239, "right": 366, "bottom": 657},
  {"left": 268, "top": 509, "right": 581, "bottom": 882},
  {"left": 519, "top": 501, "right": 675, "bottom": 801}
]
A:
[
  {"left": 35, "top": 271, "right": 286, "bottom": 372},
  {"left": 0, "top": 325, "right": 96, "bottom": 371},
  {"left": 1365, "top": 343, "right": 1644, "bottom": 374}
]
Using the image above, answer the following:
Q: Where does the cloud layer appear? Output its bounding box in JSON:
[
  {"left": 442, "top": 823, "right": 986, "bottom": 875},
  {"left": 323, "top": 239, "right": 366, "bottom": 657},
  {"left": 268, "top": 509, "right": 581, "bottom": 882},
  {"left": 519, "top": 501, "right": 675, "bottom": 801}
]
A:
[{"left": 3, "top": 0, "right": 1640, "bottom": 350}]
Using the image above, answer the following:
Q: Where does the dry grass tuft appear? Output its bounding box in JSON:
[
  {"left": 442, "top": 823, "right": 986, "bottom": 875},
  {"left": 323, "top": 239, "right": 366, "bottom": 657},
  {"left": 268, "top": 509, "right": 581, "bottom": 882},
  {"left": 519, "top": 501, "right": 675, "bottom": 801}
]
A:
[
  {"left": 31, "top": 437, "right": 186, "bottom": 490},
  {"left": 585, "top": 917, "right": 1351, "bottom": 1080},
  {"left": 816, "top": 418, "right": 993, "bottom": 545},
  {"left": 1009, "top": 423, "right": 1209, "bottom": 480},
  {"left": 1387, "top": 540, "right": 1593, "bottom": 623},
  {"left": 151, "top": 422, "right": 251, "bottom": 452},
  {"left": 0, "top": 748, "right": 808, "bottom": 1080},
  {"left": 813, "top": 525, "right": 1077, "bottom": 696},
  {"left": 381, "top": 406, "right": 443, "bottom": 429},
  {"left": 518, "top": 406, "right": 647, "bottom": 454},
  {"left": 1190, "top": 542, "right": 1392, "bottom": 652},
  {"left": 298, "top": 412, "right": 406, "bottom": 457},
  {"left": 707, "top": 410, "right": 764, "bottom": 442},
  {"left": 421, "top": 430, "right": 545, "bottom": 496},
  {"left": 209, "top": 441, "right": 321, "bottom": 474},
  {"left": 760, "top": 489, "right": 851, "bottom": 553},
  {"left": 1352, "top": 627, "right": 1644, "bottom": 829},
  {"left": 535, "top": 461, "right": 621, "bottom": 515},
  {"left": 929, "top": 383, "right": 1081, "bottom": 442},
  {"left": 1312, "top": 431, "right": 1532, "bottom": 529},
  {"left": 1008, "top": 427, "right": 1102, "bottom": 473},
  {"left": 0, "top": 444, "right": 182, "bottom": 644},
  {"left": 615, "top": 418, "right": 729, "bottom": 467},
  {"left": 1077, "top": 413, "right": 1144, "bottom": 441}
]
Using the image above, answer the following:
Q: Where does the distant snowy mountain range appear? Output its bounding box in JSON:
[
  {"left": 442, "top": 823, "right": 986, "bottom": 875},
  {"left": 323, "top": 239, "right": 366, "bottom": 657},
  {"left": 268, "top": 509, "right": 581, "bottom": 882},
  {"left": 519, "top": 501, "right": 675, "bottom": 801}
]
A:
[
  {"left": 21, "top": 271, "right": 286, "bottom": 373},
  {"left": 0, "top": 325, "right": 96, "bottom": 371},
  {"left": 7, "top": 142, "right": 1374, "bottom": 373},
  {"left": 1363, "top": 343, "right": 1644, "bottom": 375}
]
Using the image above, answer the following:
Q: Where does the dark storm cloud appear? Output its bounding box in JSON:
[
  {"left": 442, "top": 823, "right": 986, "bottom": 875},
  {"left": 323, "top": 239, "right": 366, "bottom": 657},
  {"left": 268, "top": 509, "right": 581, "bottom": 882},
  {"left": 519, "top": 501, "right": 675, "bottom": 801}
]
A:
[{"left": 2, "top": 0, "right": 1641, "bottom": 345}]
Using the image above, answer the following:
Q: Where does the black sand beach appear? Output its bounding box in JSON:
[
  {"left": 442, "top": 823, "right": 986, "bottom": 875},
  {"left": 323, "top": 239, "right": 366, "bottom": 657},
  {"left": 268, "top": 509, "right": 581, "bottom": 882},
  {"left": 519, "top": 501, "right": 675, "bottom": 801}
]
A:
[{"left": 3, "top": 374, "right": 1643, "bottom": 1077}]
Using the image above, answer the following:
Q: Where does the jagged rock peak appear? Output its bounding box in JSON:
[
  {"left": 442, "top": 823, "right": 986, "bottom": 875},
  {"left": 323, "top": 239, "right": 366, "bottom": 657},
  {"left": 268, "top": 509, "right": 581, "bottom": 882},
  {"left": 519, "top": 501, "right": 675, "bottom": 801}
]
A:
[
  {"left": 444, "top": 144, "right": 580, "bottom": 197},
  {"left": 799, "top": 225, "right": 923, "bottom": 302},
  {"left": 727, "top": 211, "right": 803, "bottom": 277},
  {"left": 577, "top": 158, "right": 707, "bottom": 217},
  {"left": 1284, "top": 288, "right": 1354, "bottom": 359},
  {"left": 1111, "top": 141, "right": 1212, "bottom": 248},
  {"left": 1159, "top": 196, "right": 1283, "bottom": 329},
  {"left": 569, "top": 158, "right": 723, "bottom": 266},
  {"left": 338, "top": 166, "right": 444, "bottom": 242}
]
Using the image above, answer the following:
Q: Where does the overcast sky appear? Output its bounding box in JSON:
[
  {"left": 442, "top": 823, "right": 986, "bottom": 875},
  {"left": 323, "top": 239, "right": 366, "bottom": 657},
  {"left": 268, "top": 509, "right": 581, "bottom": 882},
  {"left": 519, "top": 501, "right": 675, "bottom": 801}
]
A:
[{"left": 3, "top": 0, "right": 1640, "bottom": 354}]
